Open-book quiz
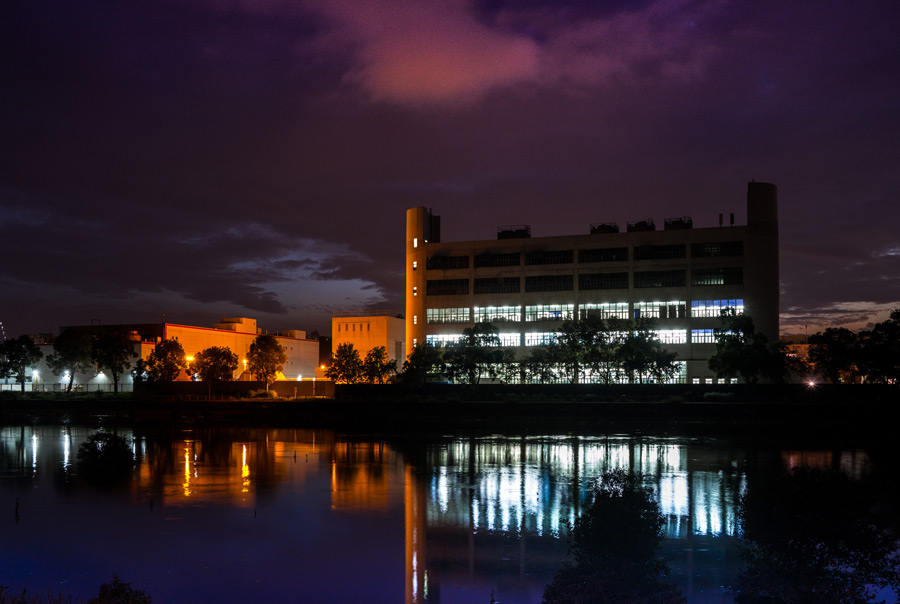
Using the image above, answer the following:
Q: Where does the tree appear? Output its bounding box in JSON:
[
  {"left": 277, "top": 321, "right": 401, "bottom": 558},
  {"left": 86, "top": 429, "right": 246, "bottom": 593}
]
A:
[
  {"left": 86, "top": 575, "right": 152, "bottom": 604},
  {"left": 326, "top": 342, "right": 363, "bottom": 384},
  {"left": 616, "top": 318, "right": 678, "bottom": 384},
  {"left": 362, "top": 346, "right": 397, "bottom": 384},
  {"left": 77, "top": 432, "right": 135, "bottom": 483},
  {"left": 523, "top": 344, "right": 561, "bottom": 384},
  {"left": 131, "top": 358, "right": 150, "bottom": 383},
  {"left": 146, "top": 338, "right": 187, "bottom": 382},
  {"left": 707, "top": 309, "right": 771, "bottom": 384},
  {"left": 0, "top": 335, "right": 44, "bottom": 392},
  {"left": 45, "top": 329, "right": 93, "bottom": 394},
  {"left": 857, "top": 309, "right": 900, "bottom": 384},
  {"left": 589, "top": 317, "right": 630, "bottom": 385},
  {"left": 735, "top": 467, "right": 900, "bottom": 604},
  {"left": 190, "top": 346, "right": 238, "bottom": 382},
  {"left": 552, "top": 316, "right": 607, "bottom": 384},
  {"left": 247, "top": 334, "right": 288, "bottom": 390},
  {"left": 808, "top": 327, "right": 859, "bottom": 383},
  {"left": 92, "top": 332, "right": 137, "bottom": 394},
  {"left": 543, "top": 470, "right": 684, "bottom": 604},
  {"left": 443, "top": 323, "right": 508, "bottom": 386},
  {"left": 401, "top": 342, "right": 444, "bottom": 388}
]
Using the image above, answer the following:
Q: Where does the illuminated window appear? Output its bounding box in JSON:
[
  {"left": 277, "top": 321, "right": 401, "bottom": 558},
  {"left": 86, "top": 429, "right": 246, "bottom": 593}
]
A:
[
  {"left": 634, "top": 301, "right": 686, "bottom": 319},
  {"left": 525, "top": 304, "right": 574, "bottom": 321},
  {"left": 413, "top": 315, "right": 417, "bottom": 325},
  {"left": 525, "top": 332, "right": 559, "bottom": 346},
  {"left": 691, "top": 299, "right": 744, "bottom": 317},
  {"left": 691, "top": 329, "right": 716, "bottom": 344},
  {"left": 426, "top": 307, "right": 471, "bottom": 324},
  {"left": 474, "top": 306, "right": 521, "bottom": 323},
  {"left": 579, "top": 302, "right": 629, "bottom": 320},
  {"left": 413, "top": 238, "right": 418, "bottom": 248},
  {"left": 425, "top": 334, "right": 463, "bottom": 347},
  {"left": 498, "top": 333, "right": 521, "bottom": 347},
  {"left": 653, "top": 329, "right": 687, "bottom": 344},
  {"left": 705, "top": 378, "right": 713, "bottom": 384},
  {"left": 413, "top": 261, "right": 417, "bottom": 270},
  {"left": 413, "top": 286, "right": 417, "bottom": 296}
]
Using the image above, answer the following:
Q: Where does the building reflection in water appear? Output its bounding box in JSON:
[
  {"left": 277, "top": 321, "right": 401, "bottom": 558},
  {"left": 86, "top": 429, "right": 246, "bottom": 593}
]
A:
[{"left": 0, "top": 426, "right": 875, "bottom": 604}]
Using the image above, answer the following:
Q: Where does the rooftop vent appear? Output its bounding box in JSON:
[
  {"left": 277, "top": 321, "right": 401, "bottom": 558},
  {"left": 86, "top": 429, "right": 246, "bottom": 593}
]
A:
[
  {"left": 626, "top": 218, "right": 656, "bottom": 232},
  {"left": 497, "top": 225, "right": 531, "bottom": 239},
  {"left": 590, "top": 222, "right": 620, "bottom": 234},
  {"left": 664, "top": 216, "right": 693, "bottom": 230}
]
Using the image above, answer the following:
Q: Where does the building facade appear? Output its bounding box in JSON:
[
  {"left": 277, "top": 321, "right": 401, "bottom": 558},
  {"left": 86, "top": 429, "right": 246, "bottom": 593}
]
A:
[
  {"left": 332, "top": 311, "right": 406, "bottom": 365},
  {"left": 23, "top": 317, "right": 319, "bottom": 391},
  {"left": 405, "top": 182, "right": 779, "bottom": 383}
]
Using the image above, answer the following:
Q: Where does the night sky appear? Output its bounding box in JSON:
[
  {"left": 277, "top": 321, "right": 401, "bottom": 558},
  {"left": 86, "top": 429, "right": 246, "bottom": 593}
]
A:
[{"left": 2, "top": 0, "right": 899, "bottom": 339}]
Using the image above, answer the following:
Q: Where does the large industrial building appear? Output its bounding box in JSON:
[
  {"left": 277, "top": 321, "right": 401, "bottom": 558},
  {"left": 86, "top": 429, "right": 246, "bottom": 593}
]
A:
[{"left": 406, "top": 182, "right": 779, "bottom": 383}]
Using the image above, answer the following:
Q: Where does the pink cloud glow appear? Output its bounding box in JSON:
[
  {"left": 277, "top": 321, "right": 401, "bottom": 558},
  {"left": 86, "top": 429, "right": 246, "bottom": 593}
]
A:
[{"left": 293, "top": 0, "right": 723, "bottom": 105}]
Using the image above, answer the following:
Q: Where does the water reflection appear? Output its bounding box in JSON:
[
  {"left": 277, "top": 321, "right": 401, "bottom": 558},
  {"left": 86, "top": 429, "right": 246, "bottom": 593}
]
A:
[
  {"left": 425, "top": 437, "right": 748, "bottom": 540},
  {"left": 0, "top": 425, "right": 879, "bottom": 604}
]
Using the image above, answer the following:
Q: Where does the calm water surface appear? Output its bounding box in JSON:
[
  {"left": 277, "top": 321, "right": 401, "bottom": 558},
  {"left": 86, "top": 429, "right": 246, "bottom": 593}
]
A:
[{"left": 0, "top": 424, "right": 879, "bottom": 603}]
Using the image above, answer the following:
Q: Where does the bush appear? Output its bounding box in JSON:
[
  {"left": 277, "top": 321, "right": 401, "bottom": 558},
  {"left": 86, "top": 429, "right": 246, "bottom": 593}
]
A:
[{"left": 76, "top": 432, "right": 134, "bottom": 483}]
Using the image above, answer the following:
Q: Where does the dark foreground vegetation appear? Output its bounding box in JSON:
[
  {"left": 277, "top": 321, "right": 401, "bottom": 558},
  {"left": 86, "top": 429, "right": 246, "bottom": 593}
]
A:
[{"left": 0, "top": 576, "right": 150, "bottom": 604}]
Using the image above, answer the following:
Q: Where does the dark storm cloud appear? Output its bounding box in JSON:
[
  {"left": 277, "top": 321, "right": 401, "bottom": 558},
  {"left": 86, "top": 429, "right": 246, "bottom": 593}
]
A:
[{"left": 2, "top": 0, "right": 900, "bottom": 336}]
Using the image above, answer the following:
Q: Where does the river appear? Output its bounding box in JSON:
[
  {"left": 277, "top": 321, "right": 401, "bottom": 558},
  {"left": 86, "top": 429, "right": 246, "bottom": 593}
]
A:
[{"left": 0, "top": 422, "right": 891, "bottom": 603}]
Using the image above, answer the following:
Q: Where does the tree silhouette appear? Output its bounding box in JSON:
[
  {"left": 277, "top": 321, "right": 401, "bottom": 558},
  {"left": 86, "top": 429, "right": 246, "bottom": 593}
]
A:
[{"left": 543, "top": 470, "right": 684, "bottom": 604}]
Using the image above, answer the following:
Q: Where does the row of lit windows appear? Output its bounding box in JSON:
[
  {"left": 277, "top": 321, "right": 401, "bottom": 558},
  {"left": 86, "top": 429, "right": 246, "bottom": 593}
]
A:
[
  {"left": 474, "top": 306, "right": 521, "bottom": 322},
  {"left": 691, "top": 299, "right": 744, "bottom": 316},
  {"left": 422, "top": 300, "right": 744, "bottom": 324},
  {"left": 424, "top": 242, "right": 744, "bottom": 270},
  {"left": 425, "top": 268, "right": 742, "bottom": 295},
  {"left": 633, "top": 301, "right": 687, "bottom": 319},
  {"left": 425, "top": 329, "right": 733, "bottom": 347},
  {"left": 426, "top": 307, "right": 471, "bottom": 324}
]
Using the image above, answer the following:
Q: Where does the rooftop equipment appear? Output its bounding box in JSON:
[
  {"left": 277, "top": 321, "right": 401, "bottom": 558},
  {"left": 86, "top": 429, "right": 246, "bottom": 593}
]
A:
[
  {"left": 590, "top": 222, "right": 620, "bottom": 234},
  {"left": 626, "top": 218, "right": 656, "bottom": 232},
  {"left": 664, "top": 216, "right": 693, "bottom": 230},
  {"left": 497, "top": 225, "right": 531, "bottom": 239}
]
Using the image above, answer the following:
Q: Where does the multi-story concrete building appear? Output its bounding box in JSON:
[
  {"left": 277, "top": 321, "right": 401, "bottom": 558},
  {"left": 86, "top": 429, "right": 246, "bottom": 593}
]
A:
[
  {"left": 332, "top": 311, "right": 406, "bottom": 365},
  {"left": 406, "top": 182, "right": 779, "bottom": 383}
]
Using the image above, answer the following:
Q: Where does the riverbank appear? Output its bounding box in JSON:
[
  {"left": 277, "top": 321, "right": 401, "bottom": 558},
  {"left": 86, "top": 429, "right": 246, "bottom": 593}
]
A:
[{"left": 1, "top": 394, "right": 895, "bottom": 445}]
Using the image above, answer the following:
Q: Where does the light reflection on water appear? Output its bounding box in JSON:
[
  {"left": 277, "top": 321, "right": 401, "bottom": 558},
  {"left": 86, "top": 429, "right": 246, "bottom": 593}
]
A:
[{"left": 0, "top": 425, "right": 877, "bottom": 604}]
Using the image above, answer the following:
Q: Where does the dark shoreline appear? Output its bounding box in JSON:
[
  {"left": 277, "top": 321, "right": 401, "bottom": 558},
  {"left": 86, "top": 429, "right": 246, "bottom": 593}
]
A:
[{"left": 1, "top": 395, "right": 895, "bottom": 447}]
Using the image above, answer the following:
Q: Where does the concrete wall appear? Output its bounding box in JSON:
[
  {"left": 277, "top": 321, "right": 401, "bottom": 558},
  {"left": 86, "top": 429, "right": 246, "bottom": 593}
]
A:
[{"left": 333, "top": 314, "right": 406, "bottom": 364}]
